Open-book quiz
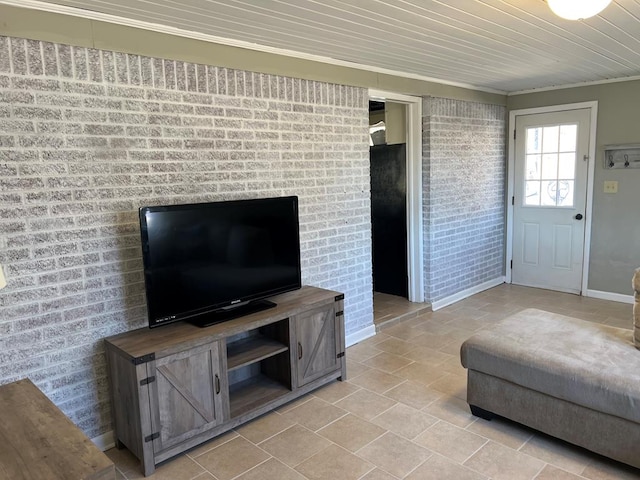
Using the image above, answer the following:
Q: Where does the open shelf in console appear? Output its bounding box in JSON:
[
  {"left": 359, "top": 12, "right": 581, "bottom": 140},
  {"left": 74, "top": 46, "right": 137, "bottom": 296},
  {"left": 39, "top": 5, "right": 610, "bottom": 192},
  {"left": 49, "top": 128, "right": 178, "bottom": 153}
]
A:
[
  {"left": 227, "top": 337, "right": 289, "bottom": 371},
  {"left": 226, "top": 318, "right": 291, "bottom": 419},
  {"left": 229, "top": 376, "right": 291, "bottom": 418}
]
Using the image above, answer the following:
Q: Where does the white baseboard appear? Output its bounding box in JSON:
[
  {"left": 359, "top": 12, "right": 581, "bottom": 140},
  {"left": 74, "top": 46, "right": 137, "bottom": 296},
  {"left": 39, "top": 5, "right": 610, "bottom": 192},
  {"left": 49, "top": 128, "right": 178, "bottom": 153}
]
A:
[
  {"left": 431, "top": 276, "right": 506, "bottom": 311},
  {"left": 92, "top": 430, "right": 115, "bottom": 452},
  {"left": 586, "top": 289, "right": 634, "bottom": 304},
  {"left": 346, "top": 324, "right": 376, "bottom": 347}
]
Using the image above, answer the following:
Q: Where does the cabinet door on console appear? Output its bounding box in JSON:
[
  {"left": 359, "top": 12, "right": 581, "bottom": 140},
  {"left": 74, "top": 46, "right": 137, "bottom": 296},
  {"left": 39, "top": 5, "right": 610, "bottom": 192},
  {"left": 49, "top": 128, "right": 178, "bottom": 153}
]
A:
[
  {"left": 146, "top": 341, "right": 228, "bottom": 453},
  {"left": 294, "top": 304, "right": 340, "bottom": 387}
]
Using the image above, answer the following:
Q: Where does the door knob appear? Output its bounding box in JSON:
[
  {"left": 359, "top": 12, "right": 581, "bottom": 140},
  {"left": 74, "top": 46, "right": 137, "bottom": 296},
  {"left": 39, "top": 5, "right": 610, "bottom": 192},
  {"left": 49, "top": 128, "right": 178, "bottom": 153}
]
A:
[{"left": 575, "top": 214, "right": 583, "bottom": 220}]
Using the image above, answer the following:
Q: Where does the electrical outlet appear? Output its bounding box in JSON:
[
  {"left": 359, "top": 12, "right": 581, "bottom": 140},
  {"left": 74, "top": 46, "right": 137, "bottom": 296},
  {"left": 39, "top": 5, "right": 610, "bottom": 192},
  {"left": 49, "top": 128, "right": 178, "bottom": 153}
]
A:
[{"left": 604, "top": 181, "right": 618, "bottom": 194}]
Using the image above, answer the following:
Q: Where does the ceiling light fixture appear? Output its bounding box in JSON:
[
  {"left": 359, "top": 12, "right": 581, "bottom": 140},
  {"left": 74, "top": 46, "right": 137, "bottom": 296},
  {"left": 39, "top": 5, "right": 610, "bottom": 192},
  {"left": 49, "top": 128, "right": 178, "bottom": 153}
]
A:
[{"left": 547, "top": 0, "right": 612, "bottom": 20}]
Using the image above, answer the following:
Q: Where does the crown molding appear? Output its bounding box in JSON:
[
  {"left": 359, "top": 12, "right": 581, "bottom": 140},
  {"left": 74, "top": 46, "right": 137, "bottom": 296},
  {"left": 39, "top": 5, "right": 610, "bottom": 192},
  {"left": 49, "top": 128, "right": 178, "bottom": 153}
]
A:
[{"left": 509, "top": 74, "right": 640, "bottom": 96}]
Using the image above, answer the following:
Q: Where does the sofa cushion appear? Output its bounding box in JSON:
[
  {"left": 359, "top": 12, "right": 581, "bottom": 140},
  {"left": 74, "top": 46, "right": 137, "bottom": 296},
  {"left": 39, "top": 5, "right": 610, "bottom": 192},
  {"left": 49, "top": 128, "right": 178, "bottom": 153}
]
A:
[{"left": 460, "top": 308, "right": 640, "bottom": 424}]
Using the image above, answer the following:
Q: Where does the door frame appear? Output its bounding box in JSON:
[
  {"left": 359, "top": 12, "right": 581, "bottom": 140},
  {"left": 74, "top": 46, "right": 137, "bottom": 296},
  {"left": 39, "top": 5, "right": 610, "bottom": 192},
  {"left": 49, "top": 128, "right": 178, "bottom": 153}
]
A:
[
  {"left": 506, "top": 101, "right": 598, "bottom": 295},
  {"left": 368, "top": 89, "right": 424, "bottom": 303}
]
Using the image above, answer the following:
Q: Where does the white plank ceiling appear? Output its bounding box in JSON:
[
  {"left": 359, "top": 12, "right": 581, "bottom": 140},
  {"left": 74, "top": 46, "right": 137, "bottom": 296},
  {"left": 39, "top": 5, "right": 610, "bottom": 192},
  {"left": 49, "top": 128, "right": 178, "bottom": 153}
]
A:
[{"left": 17, "top": 0, "right": 640, "bottom": 93}]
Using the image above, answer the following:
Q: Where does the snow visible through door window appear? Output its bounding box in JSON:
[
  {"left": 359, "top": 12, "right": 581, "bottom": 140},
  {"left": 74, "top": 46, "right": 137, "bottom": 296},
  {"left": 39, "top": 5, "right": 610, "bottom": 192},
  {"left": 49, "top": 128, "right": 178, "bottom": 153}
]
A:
[{"left": 525, "top": 124, "right": 577, "bottom": 207}]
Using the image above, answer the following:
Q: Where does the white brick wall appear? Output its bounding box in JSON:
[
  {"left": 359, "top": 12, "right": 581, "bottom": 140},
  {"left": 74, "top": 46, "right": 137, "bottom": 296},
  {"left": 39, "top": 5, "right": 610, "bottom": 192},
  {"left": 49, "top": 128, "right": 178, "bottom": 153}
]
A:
[
  {"left": 422, "top": 97, "right": 506, "bottom": 303},
  {"left": 0, "top": 36, "right": 373, "bottom": 438}
]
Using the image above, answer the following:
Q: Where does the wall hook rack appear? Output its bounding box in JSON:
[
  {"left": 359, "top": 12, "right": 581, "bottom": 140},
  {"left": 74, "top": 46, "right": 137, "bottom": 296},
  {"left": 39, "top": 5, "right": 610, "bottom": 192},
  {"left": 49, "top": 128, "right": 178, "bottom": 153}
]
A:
[{"left": 603, "top": 144, "right": 640, "bottom": 169}]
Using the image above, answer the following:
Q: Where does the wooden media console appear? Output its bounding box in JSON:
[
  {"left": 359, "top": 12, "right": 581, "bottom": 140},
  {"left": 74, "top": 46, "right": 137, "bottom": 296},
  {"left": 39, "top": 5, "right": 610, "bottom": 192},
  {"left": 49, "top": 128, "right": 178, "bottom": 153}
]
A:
[{"left": 104, "top": 286, "right": 346, "bottom": 476}]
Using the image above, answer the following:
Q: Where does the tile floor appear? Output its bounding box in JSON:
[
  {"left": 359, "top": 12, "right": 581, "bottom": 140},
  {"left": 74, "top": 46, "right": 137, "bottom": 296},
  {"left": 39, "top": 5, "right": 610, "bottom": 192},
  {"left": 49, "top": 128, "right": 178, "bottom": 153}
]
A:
[
  {"left": 107, "top": 284, "right": 640, "bottom": 479},
  {"left": 373, "top": 292, "right": 431, "bottom": 328}
]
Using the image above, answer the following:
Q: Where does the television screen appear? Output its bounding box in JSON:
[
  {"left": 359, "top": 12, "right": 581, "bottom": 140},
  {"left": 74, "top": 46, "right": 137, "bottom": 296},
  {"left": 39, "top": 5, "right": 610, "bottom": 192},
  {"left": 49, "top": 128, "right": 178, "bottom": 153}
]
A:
[{"left": 139, "top": 196, "right": 301, "bottom": 328}]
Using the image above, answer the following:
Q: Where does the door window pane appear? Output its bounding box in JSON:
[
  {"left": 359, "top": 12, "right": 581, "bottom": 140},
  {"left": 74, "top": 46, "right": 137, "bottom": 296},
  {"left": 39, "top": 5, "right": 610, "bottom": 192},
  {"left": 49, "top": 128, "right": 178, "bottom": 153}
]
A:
[
  {"left": 524, "top": 124, "right": 577, "bottom": 207},
  {"left": 542, "top": 126, "right": 559, "bottom": 153},
  {"left": 541, "top": 181, "right": 558, "bottom": 206},
  {"left": 526, "top": 154, "right": 541, "bottom": 180},
  {"left": 557, "top": 181, "right": 574, "bottom": 207},
  {"left": 527, "top": 127, "right": 542, "bottom": 154},
  {"left": 558, "top": 153, "right": 576, "bottom": 179},
  {"left": 559, "top": 125, "right": 577, "bottom": 152},
  {"left": 525, "top": 181, "right": 540, "bottom": 205},
  {"left": 541, "top": 154, "right": 558, "bottom": 180}
]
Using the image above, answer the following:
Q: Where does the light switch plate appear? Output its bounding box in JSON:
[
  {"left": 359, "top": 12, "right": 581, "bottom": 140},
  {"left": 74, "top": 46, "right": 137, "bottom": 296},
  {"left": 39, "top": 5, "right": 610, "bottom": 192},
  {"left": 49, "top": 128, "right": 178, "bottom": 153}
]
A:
[{"left": 604, "top": 181, "right": 618, "bottom": 193}]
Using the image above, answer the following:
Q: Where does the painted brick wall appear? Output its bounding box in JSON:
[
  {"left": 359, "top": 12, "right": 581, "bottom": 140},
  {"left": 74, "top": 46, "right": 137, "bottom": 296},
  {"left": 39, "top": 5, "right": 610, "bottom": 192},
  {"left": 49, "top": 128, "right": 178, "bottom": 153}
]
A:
[
  {"left": 0, "top": 36, "right": 372, "bottom": 439},
  {"left": 423, "top": 97, "right": 506, "bottom": 303}
]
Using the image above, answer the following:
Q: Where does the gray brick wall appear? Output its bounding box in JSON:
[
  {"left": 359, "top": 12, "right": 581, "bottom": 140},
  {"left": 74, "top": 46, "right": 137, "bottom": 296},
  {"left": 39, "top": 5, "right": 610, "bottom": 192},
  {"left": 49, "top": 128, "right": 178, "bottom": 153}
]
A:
[
  {"left": 0, "top": 36, "right": 373, "bottom": 439},
  {"left": 423, "top": 97, "right": 506, "bottom": 303}
]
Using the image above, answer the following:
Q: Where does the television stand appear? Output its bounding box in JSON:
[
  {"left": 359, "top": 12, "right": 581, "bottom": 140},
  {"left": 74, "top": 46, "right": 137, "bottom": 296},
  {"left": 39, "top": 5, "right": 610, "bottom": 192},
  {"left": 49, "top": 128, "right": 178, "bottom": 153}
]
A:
[
  {"left": 104, "top": 286, "right": 346, "bottom": 477},
  {"left": 189, "top": 299, "right": 276, "bottom": 327}
]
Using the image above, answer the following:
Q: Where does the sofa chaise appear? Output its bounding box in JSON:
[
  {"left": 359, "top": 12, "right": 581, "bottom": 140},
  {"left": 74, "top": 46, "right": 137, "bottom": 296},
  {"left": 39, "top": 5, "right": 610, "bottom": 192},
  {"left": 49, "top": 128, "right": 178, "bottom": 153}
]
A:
[{"left": 461, "top": 308, "right": 640, "bottom": 469}]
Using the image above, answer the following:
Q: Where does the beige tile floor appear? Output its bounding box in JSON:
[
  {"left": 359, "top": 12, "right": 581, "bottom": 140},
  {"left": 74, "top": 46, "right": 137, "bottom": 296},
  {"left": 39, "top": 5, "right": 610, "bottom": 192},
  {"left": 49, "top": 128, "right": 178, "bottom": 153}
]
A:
[
  {"left": 373, "top": 292, "right": 431, "bottom": 328},
  {"left": 107, "top": 284, "right": 640, "bottom": 479}
]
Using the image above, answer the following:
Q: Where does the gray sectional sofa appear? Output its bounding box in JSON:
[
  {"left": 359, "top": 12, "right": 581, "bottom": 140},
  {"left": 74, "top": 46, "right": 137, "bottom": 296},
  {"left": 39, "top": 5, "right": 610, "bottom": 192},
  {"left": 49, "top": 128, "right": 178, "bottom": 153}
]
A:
[{"left": 461, "top": 308, "right": 640, "bottom": 469}]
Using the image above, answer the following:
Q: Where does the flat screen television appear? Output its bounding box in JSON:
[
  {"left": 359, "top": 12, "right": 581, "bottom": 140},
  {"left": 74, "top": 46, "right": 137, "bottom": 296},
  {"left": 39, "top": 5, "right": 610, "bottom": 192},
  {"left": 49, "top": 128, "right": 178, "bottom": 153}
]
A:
[{"left": 139, "top": 196, "right": 302, "bottom": 328}]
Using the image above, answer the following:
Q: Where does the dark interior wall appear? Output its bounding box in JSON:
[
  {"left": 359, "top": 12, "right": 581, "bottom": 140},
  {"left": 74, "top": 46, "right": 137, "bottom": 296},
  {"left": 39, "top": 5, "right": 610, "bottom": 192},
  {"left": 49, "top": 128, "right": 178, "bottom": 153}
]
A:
[{"left": 370, "top": 144, "right": 408, "bottom": 298}]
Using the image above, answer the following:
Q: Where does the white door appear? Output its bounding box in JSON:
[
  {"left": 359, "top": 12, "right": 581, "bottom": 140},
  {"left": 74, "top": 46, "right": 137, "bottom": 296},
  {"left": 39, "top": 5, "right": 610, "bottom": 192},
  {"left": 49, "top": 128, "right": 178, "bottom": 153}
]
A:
[{"left": 512, "top": 109, "right": 591, "bottom": 294}]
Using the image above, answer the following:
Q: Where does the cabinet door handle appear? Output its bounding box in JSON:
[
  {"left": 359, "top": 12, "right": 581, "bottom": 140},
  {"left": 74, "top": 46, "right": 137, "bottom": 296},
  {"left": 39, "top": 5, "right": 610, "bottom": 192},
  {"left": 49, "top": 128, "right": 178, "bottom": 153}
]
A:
[
  {"left": 298, "top": 342, "right": 303, "bottom": 360},
  {"left": 215, "top": 374, "right": 220, "bottom": 395}
]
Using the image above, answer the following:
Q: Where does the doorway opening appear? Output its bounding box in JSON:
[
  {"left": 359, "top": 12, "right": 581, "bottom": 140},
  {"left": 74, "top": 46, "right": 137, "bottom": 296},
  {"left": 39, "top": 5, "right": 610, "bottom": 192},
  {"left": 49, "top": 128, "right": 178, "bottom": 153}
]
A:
[
  {"left": 370, "top": 100, "right": 408, "bottom": 299},
  {"left": 368, "top": 91, "right": 428, "bottom": 328}
]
